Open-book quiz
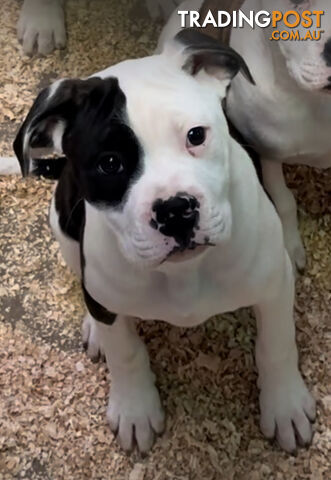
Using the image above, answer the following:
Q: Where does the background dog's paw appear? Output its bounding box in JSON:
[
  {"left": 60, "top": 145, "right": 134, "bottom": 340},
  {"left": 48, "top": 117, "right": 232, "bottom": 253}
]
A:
[
  {"left": 259, "top": 373, "right": 316, "bottom": 453},
  {"left": 284, "top": 230, "right": 306, "bottom": 274},
  {"left": 144, "top": 0, "right": 182, "bottom": 20},
  {"left": 17, "top": 0, "right": 66, "bottom": 56},
  {"left": 107, "top": 380, "right": 165, "bottom": 453},
  {"left": 82, "top": 314, "right": 104, "bottom": 363}
]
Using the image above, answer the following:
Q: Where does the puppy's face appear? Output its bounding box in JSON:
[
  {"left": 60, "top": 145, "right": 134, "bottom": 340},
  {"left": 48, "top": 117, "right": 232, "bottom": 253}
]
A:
[
  {"left": 14, "top": 30, "right": 254, "bottom": 268},
  {"left": 261, "top": 0, "right": 331, "bottom": 91}
]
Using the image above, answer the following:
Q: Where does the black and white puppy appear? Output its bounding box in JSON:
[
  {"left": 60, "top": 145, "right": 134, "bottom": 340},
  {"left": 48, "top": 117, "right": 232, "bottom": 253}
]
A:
[{"left": 13, "top": 30, "right": 315, "bottom": 454}]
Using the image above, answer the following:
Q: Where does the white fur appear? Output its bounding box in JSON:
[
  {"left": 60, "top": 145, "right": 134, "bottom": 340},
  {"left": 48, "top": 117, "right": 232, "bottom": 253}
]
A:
[
  {"left": 159, "top": 0, "right": 331, "bottom": 271},
  {"left": 0, "top": 157, "right": 21, "bottom": 175}
]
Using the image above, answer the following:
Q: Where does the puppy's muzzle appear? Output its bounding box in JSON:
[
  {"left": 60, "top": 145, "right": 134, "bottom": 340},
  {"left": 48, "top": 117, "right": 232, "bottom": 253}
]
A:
[{"left": 150, "top": 193, "right": 200, "bottom": 249}]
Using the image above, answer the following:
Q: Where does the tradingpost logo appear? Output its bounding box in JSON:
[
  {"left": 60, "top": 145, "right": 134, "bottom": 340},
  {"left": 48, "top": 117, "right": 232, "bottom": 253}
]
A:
[{"left": 178, "top": 9, "right": 325, "bottom": 41}]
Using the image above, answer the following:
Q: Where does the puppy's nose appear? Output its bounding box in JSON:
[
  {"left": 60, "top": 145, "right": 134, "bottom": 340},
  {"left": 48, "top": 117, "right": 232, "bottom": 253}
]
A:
[
  {"left": 323, "top": 38, "right": 331, "bottom": 66},
  {"left": 151, "top": 193, "right": 200, "bottom": 248}
]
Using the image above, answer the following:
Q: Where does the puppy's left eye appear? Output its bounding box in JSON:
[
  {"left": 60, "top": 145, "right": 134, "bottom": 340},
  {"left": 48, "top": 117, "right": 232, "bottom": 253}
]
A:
[
  {"left": 97, "top": 153, "right": 124, "bottom": 175},
  {"left": 186, "top": 127, "right": 206, "bottom": 147}
]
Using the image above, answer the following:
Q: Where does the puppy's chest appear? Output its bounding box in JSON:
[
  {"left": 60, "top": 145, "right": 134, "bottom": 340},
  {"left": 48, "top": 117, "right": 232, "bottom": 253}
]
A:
[{"left": 84, "top": 259, "right": 233, "bottom": 327}]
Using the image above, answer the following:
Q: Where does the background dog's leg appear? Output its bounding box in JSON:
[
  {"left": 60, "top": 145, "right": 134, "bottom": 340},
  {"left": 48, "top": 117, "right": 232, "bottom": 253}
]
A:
[
  {"left": 253, "top": 254, "right": 316, "bottom": 453},
  {"left": 17, "top": 0, "right": 66, "bottom": 56},
  {"left": 261, "top": 158, "right": 306, "bottom": 273},
  {"left": 145, "top": 0, "right": 182, "bottom": 20},
  {"left": 91, "top": 314, "right": 165, "bottom": 452}
]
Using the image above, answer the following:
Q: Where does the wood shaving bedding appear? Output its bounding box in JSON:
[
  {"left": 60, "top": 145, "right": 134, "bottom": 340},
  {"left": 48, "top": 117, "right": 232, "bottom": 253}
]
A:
[{"left": 0, "top": 1, "right": 330, "bottom": 478}]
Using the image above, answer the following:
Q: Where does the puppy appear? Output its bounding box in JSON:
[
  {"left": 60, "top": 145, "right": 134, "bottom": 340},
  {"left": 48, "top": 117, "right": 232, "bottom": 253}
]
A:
[
  {"left": 17, "top": 0, "right": 182, "bottom": 56},
  {"left": 13, "top": 30, "right": 315, "bottom": 454},
  {"left": 159, "top": 0, "right": 331, "bottom": 272}
]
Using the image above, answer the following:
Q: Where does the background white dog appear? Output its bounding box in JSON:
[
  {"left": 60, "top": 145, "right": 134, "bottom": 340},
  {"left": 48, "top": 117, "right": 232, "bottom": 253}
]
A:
[
  {"left": 17, "top": 0, "right": 182, "bottom": 55},
  {"left": 12, "top": 30, "right": 315, "bottom": 454},
  {"left": 159, "top": 0, "right": 331, "bottom": 272}
]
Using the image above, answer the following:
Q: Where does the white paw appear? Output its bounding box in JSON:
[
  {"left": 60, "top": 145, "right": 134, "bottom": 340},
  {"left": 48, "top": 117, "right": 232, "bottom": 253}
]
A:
[
  {"left": 144, "top": 0, "right": 181, "bottom": 20},
  {"left": 284, "top": 229, "right": 306, "bottom": 274},
  {"left": 259, "top": 372, "right": 316, "bottom": 453},
  {"left": 107, "top": 378, "right": 165, "bottom": 453},
  {"left": 18, "top": 0, "right": 66, "bottom": 56},
  {"left": 82, "top": 314, "right": 104, "bottom": 362}
]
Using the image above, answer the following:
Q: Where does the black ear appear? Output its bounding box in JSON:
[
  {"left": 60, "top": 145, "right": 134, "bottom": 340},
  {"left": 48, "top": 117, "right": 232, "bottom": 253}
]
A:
[
  {"left": 174, "top": 28, "right": 255, "bottom": 85},
  {"left": 13, "top": 77, "right": 106, "bottom": 177}
]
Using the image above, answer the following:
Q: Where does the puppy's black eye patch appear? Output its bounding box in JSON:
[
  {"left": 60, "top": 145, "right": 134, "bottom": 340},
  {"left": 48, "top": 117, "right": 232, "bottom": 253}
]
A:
[{"left": 60, "top": 78, "right": 143, "bottom": 207}]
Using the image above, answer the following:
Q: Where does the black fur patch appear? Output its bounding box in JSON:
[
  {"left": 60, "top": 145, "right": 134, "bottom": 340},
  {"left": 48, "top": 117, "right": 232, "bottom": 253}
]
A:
[
  {"left": 13, "top": 87, "right": 50, "bottom": 176},
  {"left": 61, "top": 78, "right": 142, "bottom": 207},
  {"left": 54, "top": 161, "right": 85, "bottom": 242},
  {"left": 82, "top": 284, "right": 117, "bottom": 326},
  {"left": 78, "top": 204, "right": 117, "bottom": 326},
  {"left": 175, "top": 29, "right": 255, "bottom": 85},
  {"left": 32, "top": 157, "right": 67, "bottom": 180},
  {"left": 45, "top": 77, "right": 143, "bottom": 241},
  {"left": 323, "top": 38, "right": 331, "bottom": 67}
]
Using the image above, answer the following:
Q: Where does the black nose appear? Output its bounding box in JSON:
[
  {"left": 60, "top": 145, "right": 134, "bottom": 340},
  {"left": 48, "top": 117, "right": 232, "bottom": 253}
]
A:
[
  {"left": 323, "top": 38, "right": 331, "bottom": 66},
  {"left": 151, "top": 193, "right": 200, "bottom": 249}
]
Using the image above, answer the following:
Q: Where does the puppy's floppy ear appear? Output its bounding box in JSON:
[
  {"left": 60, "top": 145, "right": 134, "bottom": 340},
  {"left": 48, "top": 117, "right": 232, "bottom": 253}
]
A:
[
  {"left": 173, "top": 28, "right": 254, "bottom": 87},
  {"left": 13, "top": 77, "right": 105, "bottom": 177}
]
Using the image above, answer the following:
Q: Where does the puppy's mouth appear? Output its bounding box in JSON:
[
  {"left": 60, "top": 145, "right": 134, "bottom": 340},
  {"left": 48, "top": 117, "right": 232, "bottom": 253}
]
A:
[
  {"left": 322, "top": 82, "right": 331, "bottom": 92},
  {"left": 163, "top": 242, "right": 213, "bottom": 264}
]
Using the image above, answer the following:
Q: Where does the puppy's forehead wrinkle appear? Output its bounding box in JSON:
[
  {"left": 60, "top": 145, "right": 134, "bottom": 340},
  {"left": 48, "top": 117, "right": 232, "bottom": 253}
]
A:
[{"left": 122, "top": 79, "right": 221, "bottom": 149}]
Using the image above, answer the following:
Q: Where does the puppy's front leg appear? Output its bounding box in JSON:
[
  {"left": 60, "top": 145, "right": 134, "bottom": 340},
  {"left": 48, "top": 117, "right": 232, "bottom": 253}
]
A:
[
  {"left": 261, "top": 158, "right": 306, "bottom": 273},
  {"left": 91, "top": 314, "right": 165, "bottom": 452},
  {"left": 254, "top": 255, "right": 316, "bottom": 453}
]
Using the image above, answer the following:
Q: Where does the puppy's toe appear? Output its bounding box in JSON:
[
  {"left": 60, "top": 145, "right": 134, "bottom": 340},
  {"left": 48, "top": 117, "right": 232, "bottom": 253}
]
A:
[
  {"left": 38, "top": 30, "right": 55, "bottom": 56},
  {"left": 81, "top": 314, "right": 104, "bottom": 362},
  {"left": 17, "top": 18, "right": 25, "bottom": 42},
  {"left": 22, "top": 29, "right": 37, "bottom": 56},
  {"left": 134, "top": 418, "right": 155, "bottom": 453},
  {"left": 259, "top": 372, "right": 315, "bottom": 453},
  {"left": 54, "top": 23, "right": 66, "bottom": 49},
  {"left": 303, "top": 394, "right": 316, "bottom": 422},
  {"left": 107, "top": 380, "right": 164, "bottom": 453},
  {"left": 293, "top": 411, "right": 313, "bottom": 447},
  {"left": 260, "top": 414, "right": 276, "bottom": 440},
  {"left": 284, "top": 231, "right": 306, "bottom": 274},
  {"left": 276, "top": 418, "right": 297, "bottom": 453}
]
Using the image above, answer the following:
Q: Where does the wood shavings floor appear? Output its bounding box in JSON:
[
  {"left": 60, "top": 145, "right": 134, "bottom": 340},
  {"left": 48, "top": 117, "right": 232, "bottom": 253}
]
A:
[{"left": 0, "top": 1, "right": 330, "bottom": 479}]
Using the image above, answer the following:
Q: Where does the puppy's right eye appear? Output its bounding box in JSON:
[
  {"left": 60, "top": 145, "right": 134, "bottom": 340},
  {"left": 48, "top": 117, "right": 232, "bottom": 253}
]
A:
[{"left": 97, "top": 153, "right": 124, "bottom": 175}]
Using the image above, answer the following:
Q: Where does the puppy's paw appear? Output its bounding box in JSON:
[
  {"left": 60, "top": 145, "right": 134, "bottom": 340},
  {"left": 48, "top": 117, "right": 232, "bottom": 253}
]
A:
[
  {"left": 82, "top": 314, "right": 104, "bottom": 362},
  {"left": 259, "top": 372, "right": 316, "bottom": 453},
  {"left": 107, "top": 379, "right": 165, "bottom": 453},
  {"left": 284, "top": 229, "right": 306, "bottom": 274},
  {"left": 17, "top": 0, "right": 66, "bottom": 56},
  {"left": 144, "top": 0, "right": 182, "bottom": 20}
]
